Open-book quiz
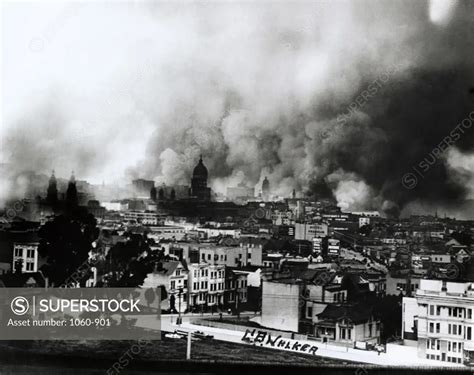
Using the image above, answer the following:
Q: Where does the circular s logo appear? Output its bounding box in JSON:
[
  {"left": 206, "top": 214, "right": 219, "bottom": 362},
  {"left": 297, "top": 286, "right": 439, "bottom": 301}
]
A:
[{"left": 11, "top": 296, "right": 29, "bottom": 315}]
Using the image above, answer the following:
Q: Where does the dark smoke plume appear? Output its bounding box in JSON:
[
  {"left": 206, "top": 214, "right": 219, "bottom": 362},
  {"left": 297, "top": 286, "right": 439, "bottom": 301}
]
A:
[{"left": 1, "top": 0, "right": 473, "bottom": 217}]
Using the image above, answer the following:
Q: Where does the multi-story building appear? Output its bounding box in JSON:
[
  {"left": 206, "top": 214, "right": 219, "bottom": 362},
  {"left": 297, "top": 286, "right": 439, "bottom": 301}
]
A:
[
  {"left": 199, "top": 243, "right": 262, "bottom": 267},
  {"left": 188, "top": 263, "right": 225, "bottom": 310},
  {"left": 122, "top": 210, "right": 161, "bottom": 225},
  {"left": 261, "top": 279, "right": 302, "bottom": 332},
  {"left": 224, "top": 268, "right": 248, "bottom": 309},
  {"left": 327, "top": 238, "right": 341, "bottom": 257},
  {"left": 386, "top": 272, "right": 422, "bottom": 296},
  {"left": 261, "top": 270, "right": 351, "bottom": 334},
  {"left": 13, "top": 242, "right": 39, "bottom": 272},
  {"left": 147, "top": 225, "right": 186, "bottom": 241},
  {"left": 295, "top": 222, "right": 328, "bottom": 241},
  {"left": 402, "top": 279, "right": 474, "bottom": 365}
]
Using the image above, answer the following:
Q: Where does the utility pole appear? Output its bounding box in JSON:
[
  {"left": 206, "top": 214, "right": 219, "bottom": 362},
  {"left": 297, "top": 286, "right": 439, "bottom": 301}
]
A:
[
  {"left": 186, "top": 331, "right": 191, "bottom": 360},
  {"left": 235, "top": 275, "right": 240, "bottom": 318},
  {"left": 177, "top": 287, "right": 183, "bottom": 325}
]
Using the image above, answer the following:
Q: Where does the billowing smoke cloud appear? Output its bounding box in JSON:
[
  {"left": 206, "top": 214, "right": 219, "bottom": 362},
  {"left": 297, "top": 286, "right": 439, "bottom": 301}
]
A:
[{"left": 1, "top": 0, "right": 474, "bottom": 216}]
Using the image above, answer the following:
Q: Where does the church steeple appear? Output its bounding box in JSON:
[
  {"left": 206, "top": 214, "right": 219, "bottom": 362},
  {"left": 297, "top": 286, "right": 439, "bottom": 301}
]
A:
[
  {"left": 46, "top": 170, "right": 58, "bottom": 205},
  {"left": 66, "top": 171, "right": 78, "bottom": 210}
]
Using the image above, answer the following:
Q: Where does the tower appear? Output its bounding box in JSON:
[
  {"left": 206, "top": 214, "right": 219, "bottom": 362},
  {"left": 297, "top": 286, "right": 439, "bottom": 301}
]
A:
[
  {"left": 158, "top": 185, "right": 165, "bottom": 201},
  {"left": 66, "top": 171, "right": 78, "bottom": 209},
  {"left": 46, "top": 170, "right": 58, "bottom": 205},
  {"left": 190, "top": 155, "right": 211, "bottom": 201},
  {"left": 262, "top": 176, "right": 270, "bottom": 201},
  {"left": 150, "top": 185, "right": 157, "bottom": 201}
]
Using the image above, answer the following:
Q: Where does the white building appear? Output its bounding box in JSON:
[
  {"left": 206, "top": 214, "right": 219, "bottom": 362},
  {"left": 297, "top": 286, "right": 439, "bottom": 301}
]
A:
[
  {"left": 402, "top": 279, "right": 474, "bottom": 366},
  {"left": 13, "top": 242, "right": 39, "bottom": 272},
  {"left": 295, "top": 223, "right": 328, "bottom": 241},
  {"left": 188, "top": 263, "right": 225, "bottom": 309},
  {"left": 147, "top": 226, "right": 186, "bottom": 241},
  {"left": 199, "top": 244, "right": 263, "bottom": 267},
  {"left": 122, "top": 210, "right": 161, "bottom": 225},
  {"left": 328, "top": 239, "right": 340, "bottom": 256}
]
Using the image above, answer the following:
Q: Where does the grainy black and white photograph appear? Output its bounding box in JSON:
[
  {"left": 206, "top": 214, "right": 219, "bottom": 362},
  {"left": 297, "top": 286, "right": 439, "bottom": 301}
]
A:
[{"left": 0, "top": 0, "right": 474, "bottom": 374}]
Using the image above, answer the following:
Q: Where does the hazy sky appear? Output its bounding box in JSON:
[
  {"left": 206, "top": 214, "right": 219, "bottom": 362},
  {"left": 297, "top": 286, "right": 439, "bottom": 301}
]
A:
[{"left": 1, "top": 0, "right": 473, "bottom": 216}]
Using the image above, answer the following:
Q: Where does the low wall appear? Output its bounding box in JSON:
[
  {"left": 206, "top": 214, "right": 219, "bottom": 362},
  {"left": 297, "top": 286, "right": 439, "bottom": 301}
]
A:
[{"left": 190, "top": 318, "right": 308, "bottom": 340}]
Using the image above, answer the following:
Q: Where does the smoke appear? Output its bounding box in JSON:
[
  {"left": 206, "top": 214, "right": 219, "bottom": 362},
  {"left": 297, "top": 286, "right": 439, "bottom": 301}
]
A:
[
  {"left": 2, "top": 0, "right": 474, "bottom": 217},
  {"left": 326, "top": 170, "right": 376, "bottom": 212}
]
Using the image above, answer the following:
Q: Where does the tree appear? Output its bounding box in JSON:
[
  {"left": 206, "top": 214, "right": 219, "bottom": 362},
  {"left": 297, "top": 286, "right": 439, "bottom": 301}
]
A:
[
  {"left": 38, "top": 213, "right": 99, "bottom": 286},
  {"left": 359, "top": 224, "right": 372, "bottom": 236},
  {"left": 103, "top": 233, "right": 154, "bottom": 287}
]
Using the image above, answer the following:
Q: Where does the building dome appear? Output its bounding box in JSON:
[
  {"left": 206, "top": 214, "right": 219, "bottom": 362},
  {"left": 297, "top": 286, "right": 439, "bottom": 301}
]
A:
[{"left": 193, "top": 155, "right": 208, "bottom": 180}]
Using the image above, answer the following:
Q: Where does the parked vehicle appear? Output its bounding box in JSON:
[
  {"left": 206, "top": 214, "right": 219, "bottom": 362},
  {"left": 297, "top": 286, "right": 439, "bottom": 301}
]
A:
[{"left": 192, "top": 331, "right": 214, "bottom": 340}]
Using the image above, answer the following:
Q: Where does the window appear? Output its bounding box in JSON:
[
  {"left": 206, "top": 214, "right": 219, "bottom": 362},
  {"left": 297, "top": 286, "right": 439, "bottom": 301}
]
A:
[
  {"left": 429, "top": 323, "right": 434, "bottom": 333},
  {"left": 429, "top": 305, "right": 435, "bottom": 315},
  {"left": 436, "top": 323, "right": 440, "bottom": 333},
  {"left": 467, "top": 327, "right": 472, "bottom": 340},
  {"left": 176, "top": 269, "right": 180, "bottom": 276},
  {"left": 26, "top": 262, "right": 34, "bottom": 271},
  {"left": 14, "top": 248, "right": 22, "bottom": 257},
  {"left": 27, "top": 249, "right": 35, "bottom": 258},
  {"left": 208, "top": 254, "right": 211, "bottom": 260},
  {"left": 171, "top": 281, "right": 175, "bottom": 290},
  {"left": 368, "top": 323, "right": 372, "bottom": 337},
  {"left": 307, "top": 306, "right": 312, "bottom": 318},
  {"left": 468, "top": 309, "right": 472, "bottom": 319}
]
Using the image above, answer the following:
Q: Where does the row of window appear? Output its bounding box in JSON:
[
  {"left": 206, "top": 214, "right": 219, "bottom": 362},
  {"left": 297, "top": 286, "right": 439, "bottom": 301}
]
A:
[
  {"left": 427, "top": 322, "right": 472, "bottom": 339},
  {"left": 14, "top": 249, "right": 36, "bottom": 258},
  {"left": 427, "top": 338, "right": 440, "bottom": 350},
  {"left": 170, "top": 280, "right": 187, "bottom": 290},
  {"left": 427, "top": 338, "right": 469, "bottom": 352},
  {"left": 193, "top": 269, "right": 208, "bottom": 277},
  {"left": 429, "top": 304, "right": 473, "bottom": 319},
  {"left": 447, "top": 341, "right": 463, "bottom": 353},
  {"left": 210, "top": 283, "right": 224, "bottom": 291},
  {"left": 446, "top": 356, "right": 463, "bottom": 363},
  {"left": 210, "top": 271, "right": 225, "bottom": 279},
  {"left": 193, "top": 269, "right": 225, "bottom": 278},
  {"left": 426, "top": 354, "right": 462, "bottom": 364}
]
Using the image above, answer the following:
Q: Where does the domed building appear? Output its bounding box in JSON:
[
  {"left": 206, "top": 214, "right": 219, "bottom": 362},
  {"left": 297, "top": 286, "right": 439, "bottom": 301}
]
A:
[{"left": 190, "top": 155, "right": 211, "bottom": 201}]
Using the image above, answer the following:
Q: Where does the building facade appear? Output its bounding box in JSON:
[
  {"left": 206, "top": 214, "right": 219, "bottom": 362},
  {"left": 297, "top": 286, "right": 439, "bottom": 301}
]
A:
[{"left": 402, "top": 279, "right": 474, "bottom": 365}]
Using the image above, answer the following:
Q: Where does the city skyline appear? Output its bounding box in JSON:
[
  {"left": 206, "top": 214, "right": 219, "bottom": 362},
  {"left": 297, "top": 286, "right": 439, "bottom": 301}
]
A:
[{"left": 2, "top": 0, "right": 473, "bottom": 220}]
